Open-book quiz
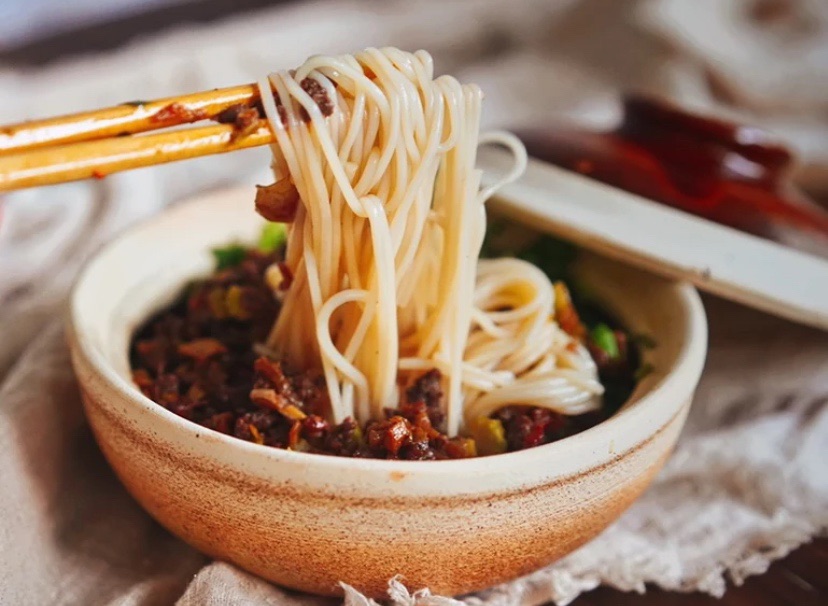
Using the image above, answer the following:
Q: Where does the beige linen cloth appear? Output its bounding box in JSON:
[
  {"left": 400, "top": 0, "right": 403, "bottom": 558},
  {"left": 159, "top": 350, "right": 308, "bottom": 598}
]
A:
[{"left": 1, "top": 1, "right": 826, "bottom": 604}]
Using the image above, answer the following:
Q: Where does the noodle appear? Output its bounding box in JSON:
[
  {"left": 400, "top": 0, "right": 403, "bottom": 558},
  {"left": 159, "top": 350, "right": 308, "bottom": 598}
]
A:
[{"left": 257, "top": 48, "right": 602, "bottom": 435}]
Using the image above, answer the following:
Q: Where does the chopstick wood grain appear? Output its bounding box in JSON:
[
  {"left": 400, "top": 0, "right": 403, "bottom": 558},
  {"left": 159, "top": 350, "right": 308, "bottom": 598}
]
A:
[
  {"left": 0, "top": 83, "right": 279, "bottom": 192},
  {"left": 0, "top": 123, "right": 274, "bottom": 191},
  {"left": 0, "top": 84, "right": 262, "bottom": 153}
]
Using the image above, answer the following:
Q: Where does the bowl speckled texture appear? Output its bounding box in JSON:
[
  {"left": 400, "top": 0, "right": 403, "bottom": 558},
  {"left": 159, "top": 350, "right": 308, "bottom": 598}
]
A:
[{"left": 67, "top": 188, "right": 707, "bottom": 598}]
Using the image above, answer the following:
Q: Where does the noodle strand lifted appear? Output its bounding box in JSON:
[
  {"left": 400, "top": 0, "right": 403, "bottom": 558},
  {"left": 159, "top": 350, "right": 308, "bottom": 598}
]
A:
[{"left": 257, "top": 48, "right": 603, "bottom": 436}]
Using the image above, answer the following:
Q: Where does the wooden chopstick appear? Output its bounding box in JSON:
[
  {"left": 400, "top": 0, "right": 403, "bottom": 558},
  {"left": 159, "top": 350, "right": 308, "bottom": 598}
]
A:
[
  {"left": 0, "top": 124, "right": 274, "bottom": 191},
  {"left": 0, "top": 83, "right": 277, "bottom": 192},
  {"left": 0, "top": 84, "right": 262, "bottom": 153}
]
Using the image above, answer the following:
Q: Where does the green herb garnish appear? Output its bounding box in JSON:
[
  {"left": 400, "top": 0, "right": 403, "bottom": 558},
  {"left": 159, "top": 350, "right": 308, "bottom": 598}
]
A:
[
  {"left": 258, "top": 222, "right": 287, "bottom": 253},
  {"left": 590, "top": 323, "right": 620, "bottom": 359},
  {"left": 518, "top": 236, "right": 578, "bottom": 282},
  {"left": 482, "top": 218, "right": 578, "bottom": 282},
  {"left": 212, "top": 244, "right": 247, "bottom": 270}
]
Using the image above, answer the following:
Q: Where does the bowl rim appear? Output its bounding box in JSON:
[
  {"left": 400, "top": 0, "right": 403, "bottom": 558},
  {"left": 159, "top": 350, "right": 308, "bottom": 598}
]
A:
[{"left": 68, "top": 187, "right": 707, "bottom": 480}]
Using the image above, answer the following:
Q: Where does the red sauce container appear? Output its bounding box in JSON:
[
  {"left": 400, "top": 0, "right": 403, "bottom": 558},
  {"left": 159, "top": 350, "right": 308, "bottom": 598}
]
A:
[{"left": 519, "top": 96, "right": 828, "bottom": 241}]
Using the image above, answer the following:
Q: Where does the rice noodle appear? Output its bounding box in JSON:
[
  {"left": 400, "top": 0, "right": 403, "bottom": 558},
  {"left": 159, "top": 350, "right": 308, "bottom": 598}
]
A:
[{"left": 258, "top": 48, "right": 602, "bottom": 435}]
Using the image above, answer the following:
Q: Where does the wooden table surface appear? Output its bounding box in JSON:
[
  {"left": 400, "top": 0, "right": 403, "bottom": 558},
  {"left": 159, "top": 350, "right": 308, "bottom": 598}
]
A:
[{"left": 572, "top": 539, "right": 827, "bottom": 606}]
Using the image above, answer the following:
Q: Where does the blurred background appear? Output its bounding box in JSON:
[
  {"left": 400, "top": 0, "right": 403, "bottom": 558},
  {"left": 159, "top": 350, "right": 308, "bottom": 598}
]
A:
[
  {"left": 2, "top": 0, "right": 826, "bottom": 184},
  {"left": 2, "top": 0, "right": 827, "bottom": 189},
  {"left": 1, "top": 0, "right": 826, "bottom": 159}
]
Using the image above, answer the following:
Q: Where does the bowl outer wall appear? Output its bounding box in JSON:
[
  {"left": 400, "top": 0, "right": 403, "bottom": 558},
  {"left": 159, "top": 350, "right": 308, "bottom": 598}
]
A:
[{"left": 67, "top": 187, "right": 706, "bottom": 595}]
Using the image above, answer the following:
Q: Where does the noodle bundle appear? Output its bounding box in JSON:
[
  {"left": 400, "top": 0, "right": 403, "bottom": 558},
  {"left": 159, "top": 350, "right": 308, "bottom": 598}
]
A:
[{"left": 258, "top": 48, "right": 602, "bottom": 436}]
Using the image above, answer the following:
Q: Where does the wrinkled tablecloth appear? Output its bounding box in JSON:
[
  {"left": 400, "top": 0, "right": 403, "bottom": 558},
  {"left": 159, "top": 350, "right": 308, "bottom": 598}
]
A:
[{"left": 1, "top": 1, "right": 826, "bottom": 604}]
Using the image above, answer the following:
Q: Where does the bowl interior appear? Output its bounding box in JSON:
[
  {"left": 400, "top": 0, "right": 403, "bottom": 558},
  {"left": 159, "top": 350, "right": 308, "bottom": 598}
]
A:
[{"left": 69, "top": 187, "right": 707, "bottom": 496}]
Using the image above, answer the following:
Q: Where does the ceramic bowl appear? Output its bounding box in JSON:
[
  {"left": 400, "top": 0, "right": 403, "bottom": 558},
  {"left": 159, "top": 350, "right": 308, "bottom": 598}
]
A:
[{"left": 67, "top": 187, "right": 707, "bottom": 598}]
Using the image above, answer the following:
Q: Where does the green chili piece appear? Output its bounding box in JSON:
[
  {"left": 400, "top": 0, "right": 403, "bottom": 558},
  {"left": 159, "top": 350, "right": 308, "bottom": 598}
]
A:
[
  {"left": 468, "top": 417, "right": 508, "bottom": 456},
  {"left": 258, "top": 223, "right": 287, "bottom": 253},
  {"left": 591, "top": 323, "right": 620, "bottom": 359}
]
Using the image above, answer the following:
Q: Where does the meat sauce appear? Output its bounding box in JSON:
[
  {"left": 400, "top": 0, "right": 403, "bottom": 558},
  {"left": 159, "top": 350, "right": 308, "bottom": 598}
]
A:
[{"left": 130, "top": 247, "right": 639, "bottom": 459}]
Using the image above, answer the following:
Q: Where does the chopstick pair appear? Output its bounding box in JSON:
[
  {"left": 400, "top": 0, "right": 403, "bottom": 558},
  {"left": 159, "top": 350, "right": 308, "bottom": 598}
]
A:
[{"left": 0, "top": 84, "right": 276, "bottom": 192}]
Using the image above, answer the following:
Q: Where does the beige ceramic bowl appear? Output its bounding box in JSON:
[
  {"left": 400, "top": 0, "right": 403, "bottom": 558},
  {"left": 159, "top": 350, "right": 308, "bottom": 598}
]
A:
[{"left": 68, "top": 187, "right": 707, "bottom": 598}]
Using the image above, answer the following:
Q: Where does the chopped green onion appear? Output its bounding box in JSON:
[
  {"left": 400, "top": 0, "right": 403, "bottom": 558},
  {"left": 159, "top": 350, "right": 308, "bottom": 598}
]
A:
[
  {"left": 258, "top": 222, "right": 287, "bottom": 253},
  {"left": 591, "top": 323, "right": 620, "bottom": 359},
  {"left": 212, "top": 244, "right": 247, "bottom": 270}
]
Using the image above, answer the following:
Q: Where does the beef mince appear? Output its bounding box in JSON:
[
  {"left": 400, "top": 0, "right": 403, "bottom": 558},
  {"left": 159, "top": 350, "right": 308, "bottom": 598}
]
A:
[{"left": 131, "top": 248, "right": 632, "bottom": 459}]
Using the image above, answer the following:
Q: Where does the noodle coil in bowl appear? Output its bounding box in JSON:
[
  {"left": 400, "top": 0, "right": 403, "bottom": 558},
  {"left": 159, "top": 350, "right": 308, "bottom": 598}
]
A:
[{"left": 67, "top": 48, "right": 706, "bottom": 597}]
